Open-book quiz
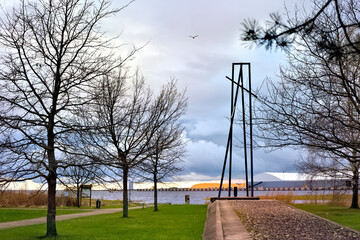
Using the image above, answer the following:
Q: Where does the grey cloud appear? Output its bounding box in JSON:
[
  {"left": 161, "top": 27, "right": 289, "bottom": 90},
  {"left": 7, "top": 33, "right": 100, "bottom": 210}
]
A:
[{"left": 104, "top": 0, "right": 307, "bottom": 181}]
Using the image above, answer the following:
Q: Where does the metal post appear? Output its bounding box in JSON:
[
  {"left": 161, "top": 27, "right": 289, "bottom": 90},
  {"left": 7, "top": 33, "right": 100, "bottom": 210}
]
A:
[
  {"left": 218, "top": 69, "right": 242, "bottom": 197},
  {"left": 218, "top": 127, "right": 232, "bottom": 197},
  {"left": 228, "top": 64, "right": 234, "bottom": 197},
  {"left": 219, "top": 62, "right": 256, "bottom": 199},
  {"left": 240, "top": 66, "right": 249, "bottom": 197},
  {"left": 249, "top": 64, "right": 254, "bottom": 197}
]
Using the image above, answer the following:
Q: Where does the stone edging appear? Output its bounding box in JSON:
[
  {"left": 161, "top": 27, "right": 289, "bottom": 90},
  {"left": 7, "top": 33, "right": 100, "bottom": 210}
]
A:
[
  {"left": 202, "top": 200, "right": 252, "bottom": 240},
  {"left": 202, "top": 201, "right": 223, "bottom": 240},
  {"left": 284, "top": 201, "right": 360, "bottom": 235}
]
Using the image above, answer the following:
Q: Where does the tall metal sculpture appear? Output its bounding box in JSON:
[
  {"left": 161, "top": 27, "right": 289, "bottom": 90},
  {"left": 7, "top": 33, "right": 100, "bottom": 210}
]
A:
[{"left": 218, "top": 63, "right": 256, "bottom": 198}]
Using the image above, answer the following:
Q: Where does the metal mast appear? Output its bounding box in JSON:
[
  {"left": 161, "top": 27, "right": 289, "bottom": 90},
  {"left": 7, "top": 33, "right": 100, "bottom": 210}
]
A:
[{"left": 218, "top": 63, "right": 256, "bottom": 198}]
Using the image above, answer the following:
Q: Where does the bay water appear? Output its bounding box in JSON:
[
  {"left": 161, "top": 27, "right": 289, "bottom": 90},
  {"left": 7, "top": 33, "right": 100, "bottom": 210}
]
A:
[{"left": 90, "top": 190, "right": 346, "bottom": 205}]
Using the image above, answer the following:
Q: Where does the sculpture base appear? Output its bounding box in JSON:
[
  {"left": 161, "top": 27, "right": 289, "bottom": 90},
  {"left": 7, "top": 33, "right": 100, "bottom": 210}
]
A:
[{"left": 210, "top": 197, "right": 260, "bottom": 203}]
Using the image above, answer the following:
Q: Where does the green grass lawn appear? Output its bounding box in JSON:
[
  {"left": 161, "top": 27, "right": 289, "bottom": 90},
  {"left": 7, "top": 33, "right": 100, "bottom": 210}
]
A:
[
  {"left": 0, "top": 209, "right": 90, "bottom": 223},
  {"left": 293, "top": 204, "right": 360, "bottom": 231},
  {"left": 0, "top": 204, "right": 207, "bottom": 240},
  {"left": 56, "top": 200, "right": 143, "bottom": 209}
]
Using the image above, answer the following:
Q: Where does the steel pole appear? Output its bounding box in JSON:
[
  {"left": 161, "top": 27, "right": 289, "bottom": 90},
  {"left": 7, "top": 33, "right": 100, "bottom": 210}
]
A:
[
  {"left": 249, "top": 64, "right": 254, "bottom": 197},
  {"left": 228, "top": 64, "right": 234, "bottom": 197},
  {"left": 218, "top": 70, "right": 242, "bottom": 197},
  {"left": 240, "top": 66, "right": 249, "bottom": 197}
]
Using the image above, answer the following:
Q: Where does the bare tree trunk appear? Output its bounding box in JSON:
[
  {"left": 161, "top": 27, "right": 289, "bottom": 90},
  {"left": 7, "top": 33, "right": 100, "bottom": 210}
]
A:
[
  {"left": 350, "top": 163, "right": 359, "bottom": 209},
  {"left": 46, "top": 173, "right": 57, "bottom": 237},
  {"left": 122, "top": 167, "right": 129, "bottom": 217},
  {"left": 154, "top": 173, "right": 158, "bottom": 212},
  {"left": 77, "top": 184, "right": 81, "bottom": 208},
  {"left": 46, "top": 119, "right": 57, "bottom": 237}
]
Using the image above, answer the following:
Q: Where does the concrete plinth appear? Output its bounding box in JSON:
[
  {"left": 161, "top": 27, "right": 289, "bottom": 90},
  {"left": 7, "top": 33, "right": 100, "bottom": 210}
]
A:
[{"left": 210, "top": 197, "right": 259, "bottom": 203}]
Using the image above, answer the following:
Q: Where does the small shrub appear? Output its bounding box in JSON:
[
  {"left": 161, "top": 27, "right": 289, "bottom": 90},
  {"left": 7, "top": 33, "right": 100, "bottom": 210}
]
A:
[
  {"left": 0, "top": 190, "right": 77, "bottom": 207},
  {"left": 260, "top": 192, "right": 294, "bottom": 204}
]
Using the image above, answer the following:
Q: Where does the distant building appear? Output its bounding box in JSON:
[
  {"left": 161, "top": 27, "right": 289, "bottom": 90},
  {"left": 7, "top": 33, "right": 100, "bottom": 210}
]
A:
[{"left": 254, "top": 172, "right": 349, "bottom": 188}]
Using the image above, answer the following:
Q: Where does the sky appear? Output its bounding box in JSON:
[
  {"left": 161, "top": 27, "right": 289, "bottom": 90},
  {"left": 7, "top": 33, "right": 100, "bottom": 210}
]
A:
[
  {"left": 0, "top": 0, "right": 310, "bottom": 184},
  {"left": 102, "top": 0, "right": 311, "bottom": 182}
]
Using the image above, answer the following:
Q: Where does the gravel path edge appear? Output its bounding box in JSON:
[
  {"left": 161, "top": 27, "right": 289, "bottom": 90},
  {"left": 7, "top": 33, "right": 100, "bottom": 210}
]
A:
[
  {"left": 284, "top": 201, "right": 360, "bottom": 235},
  {"left": 230, "top": 200, "right": 360, "bottom": 240}
]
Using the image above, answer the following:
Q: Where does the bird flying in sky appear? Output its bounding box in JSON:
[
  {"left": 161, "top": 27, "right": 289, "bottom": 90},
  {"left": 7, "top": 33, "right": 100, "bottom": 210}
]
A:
[{"left": 189, "top": 35, "right": 198, "bottom": 39}]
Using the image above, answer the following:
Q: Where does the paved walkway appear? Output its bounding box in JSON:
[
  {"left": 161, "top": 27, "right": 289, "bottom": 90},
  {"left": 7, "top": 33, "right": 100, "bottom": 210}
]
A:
[
  {"left": 0, "top": 207, "right": 143, "bottom": 229},
  {"left": 219, "top": 201, "right": 252, "bottom": 240},
  {"left": 202, "top": 200, "right": 252, "bottom": 240}
]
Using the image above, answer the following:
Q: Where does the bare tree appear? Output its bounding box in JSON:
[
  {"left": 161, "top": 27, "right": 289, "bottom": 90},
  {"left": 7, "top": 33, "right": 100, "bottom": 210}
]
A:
[
  {"left": 239, "top": 0, "right": 360, "bottom": 208},
  {"left": 76, "top": 71, "right": 187, "bottom": 217},
  {"left": 74, "top": 69, "right": 152, "bottom": 217},
  {"left": 136, "top": 80, "right": 187, "bottom": 211},
  {"left": 241, "top": 0, "right": 360, "bottom": 56},
  {"left": 298, "top": 148, "right": 358, "bottom": 188},
  {"left": 0, "top": 0, "right": 134, "bottom": 236},
  {"left": 254, "top": 5, "right": 360, "bottom": 207}
]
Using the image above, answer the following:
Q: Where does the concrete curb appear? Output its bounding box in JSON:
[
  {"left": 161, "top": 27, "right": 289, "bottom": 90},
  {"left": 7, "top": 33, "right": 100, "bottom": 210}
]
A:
[
  {"left": 202, "top": 200, "right": 252, "bottom": 240},
  {"left": 202, "top": 201, "right": 223, "bottom": 240}
]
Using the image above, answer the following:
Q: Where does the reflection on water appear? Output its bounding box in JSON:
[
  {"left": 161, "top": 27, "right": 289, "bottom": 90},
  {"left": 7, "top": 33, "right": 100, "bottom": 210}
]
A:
[{"left": 91, "top": 190, "right": 350, "bottom": 205}]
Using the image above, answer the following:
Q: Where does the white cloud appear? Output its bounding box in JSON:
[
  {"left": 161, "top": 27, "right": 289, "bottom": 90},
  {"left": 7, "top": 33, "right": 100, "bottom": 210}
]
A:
[
  {"left": 178, "top": 172, "right": 221, "bottom": 182},
  {"left": 187, "top": 119, "right": 229, "bottom": 137},
  {"left": 182, "top": 139, "right": 248, "bottom": 178},
  {"left": 180, "top": 136, "right": 301, "bottom": 180},
  {"left": 183, "top": 139, "right": 226, "bottom": 176},
  {"left": 253, "top": 148, "right": 299, "bottom": 173},
  {"left": 108, "top": 0, "right": 307, "bottom": 181}
]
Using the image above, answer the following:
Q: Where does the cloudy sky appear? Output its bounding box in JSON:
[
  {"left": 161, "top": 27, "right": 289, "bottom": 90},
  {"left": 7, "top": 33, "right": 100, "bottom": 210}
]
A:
[{"left": 101, "top": 0, "right": 311, "bottom": 182}]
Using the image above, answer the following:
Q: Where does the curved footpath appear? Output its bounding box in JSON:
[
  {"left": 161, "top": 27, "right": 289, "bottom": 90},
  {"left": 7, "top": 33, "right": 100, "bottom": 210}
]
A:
[
  {"left": 203, "top": 200, "right": 360, "bottom": 240},
  {"left": 0, "top": 206, "right": 144, "bottom": 229}
]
